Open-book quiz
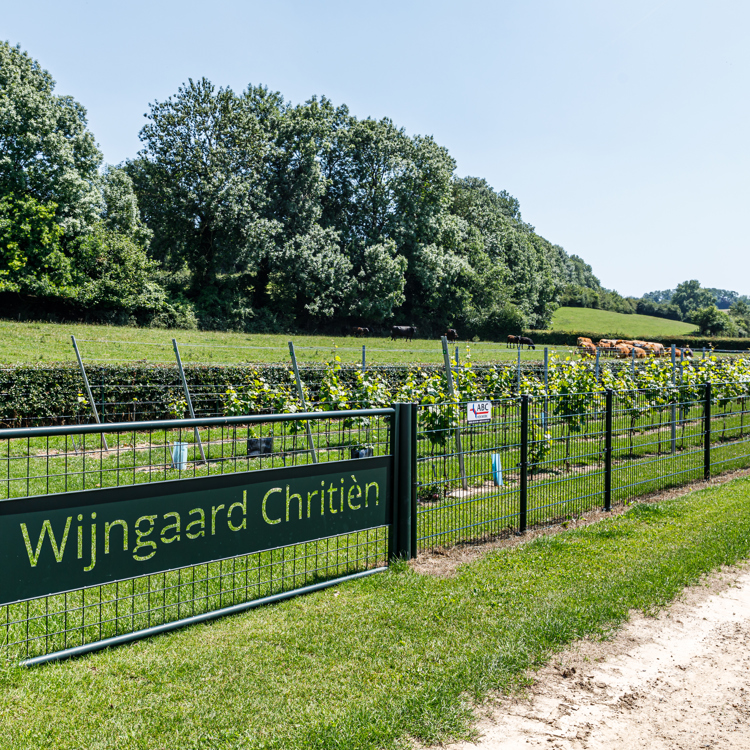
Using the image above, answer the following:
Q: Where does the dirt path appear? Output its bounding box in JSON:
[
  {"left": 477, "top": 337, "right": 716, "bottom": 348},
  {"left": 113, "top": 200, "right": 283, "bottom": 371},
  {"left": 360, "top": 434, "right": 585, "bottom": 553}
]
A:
[{"left": 434, "top": 564, "right": 750, "bottom": 750}]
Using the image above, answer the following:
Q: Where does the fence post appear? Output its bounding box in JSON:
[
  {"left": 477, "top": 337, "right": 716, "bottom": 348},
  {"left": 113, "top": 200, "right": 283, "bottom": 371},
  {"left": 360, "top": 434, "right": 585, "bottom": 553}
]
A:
[
  {"left": 631, "top": 346, "right": 635, "bottom": 378},
  {"left": 671, "top": 344, "right": 677, "bottom": 455},
  {"left": 520, "top": 394, "right": 529, "bottom": 533},
  {"left": 70, "top": 335, "right": 108, "bottom": 452},
  {"left": 543, "top": 347, "right": 549, "bottom": 431},
  {"left": 704, "top": 382, "right": 712, "bottom": 480},
  {"left": 441, "top": 336, "right": 468, "bottom": 491},
  {"left": 391, "top": 403, "right": 417, "bottom": 560},
  {"left": 172, "top": 339, "right": 207, "bottom": 464},
  {"left": 362, "top": 345, "right": 366, "bottom": 373},
  {"left": 288, "top": 341, "right": 318, "bottom": 464},
  {"left": 605, "top": 389, "right": 613, "bottom": 511}
]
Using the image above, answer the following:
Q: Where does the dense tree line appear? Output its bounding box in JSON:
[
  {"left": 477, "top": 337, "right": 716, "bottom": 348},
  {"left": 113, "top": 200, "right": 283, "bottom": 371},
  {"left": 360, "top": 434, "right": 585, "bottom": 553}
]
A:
[{"left": 0, "top": 42, "right": 602, "bottom": 335}]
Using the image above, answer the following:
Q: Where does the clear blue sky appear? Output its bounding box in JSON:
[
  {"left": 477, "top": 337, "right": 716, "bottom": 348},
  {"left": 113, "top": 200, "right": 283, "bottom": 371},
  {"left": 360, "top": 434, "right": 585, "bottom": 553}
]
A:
[{"left": 4, "top": 0, "right": 749, "bottom": 297}]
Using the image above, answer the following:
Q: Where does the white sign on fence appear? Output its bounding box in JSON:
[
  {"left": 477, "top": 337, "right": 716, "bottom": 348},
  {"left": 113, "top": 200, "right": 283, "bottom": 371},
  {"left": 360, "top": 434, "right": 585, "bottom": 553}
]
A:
[{"left": 467, "top": 400, "right": 492, "bottom": 423}]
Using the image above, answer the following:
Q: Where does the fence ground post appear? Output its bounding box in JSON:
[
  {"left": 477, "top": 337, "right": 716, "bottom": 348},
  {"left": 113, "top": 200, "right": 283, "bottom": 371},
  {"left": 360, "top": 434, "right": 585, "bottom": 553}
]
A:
[
  {"left": 71, "top": 335, "right": 108, "bottom": 452},
  {"left": 520, "top": 394, "right": 529, "bottom": 533},
  {"left": 409, "top": 403, "right": 418, "bottom": 556},
  {"left": 543, "top": 347, "right": 548, "bottom": 432},
  {"left": 670, "top": 344, "right": 677, "bottom": 455},
  {"left": 605, "top": 389, "right": 613, "bottom": 511},
  {"left": 441, "top": 336, "right": 468, "bottom": 491},
  {"left": 704, "top": 382, "right": 712, "bottom": 480},
  {"left": 391, "top": 403, "right": 416, "bottom": 560},
  {"left": 362, "top": 345, "right": 366, "bottom": 373},
  {"left": 172, "top": 339, "right": 207, "bottom": 463},
  {"left": 288, "top": 341, "right": 318, "bottom": 464}
]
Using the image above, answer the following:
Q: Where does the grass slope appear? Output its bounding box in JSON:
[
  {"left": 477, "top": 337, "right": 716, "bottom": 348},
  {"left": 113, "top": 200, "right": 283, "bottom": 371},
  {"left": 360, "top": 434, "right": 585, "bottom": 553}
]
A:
[
  {"left": 551, "top": 307, "right": 698, "bottom": 338},
  {"left": 1, "top": 477, "right": 749, "bottom": 749}
]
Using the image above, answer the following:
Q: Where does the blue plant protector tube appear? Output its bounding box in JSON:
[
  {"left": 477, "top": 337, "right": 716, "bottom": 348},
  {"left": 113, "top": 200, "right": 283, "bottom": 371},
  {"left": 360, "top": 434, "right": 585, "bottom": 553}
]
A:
[
  {"left": 172, "top": 442, "right": 189, "bottom": 470},
  {"left": 491, "top": 454, "right": 503, "bottom": 487}
]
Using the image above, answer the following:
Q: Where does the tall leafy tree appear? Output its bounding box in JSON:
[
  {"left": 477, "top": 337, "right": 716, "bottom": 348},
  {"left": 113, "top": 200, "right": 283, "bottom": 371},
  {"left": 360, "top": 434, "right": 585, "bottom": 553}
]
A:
[{"left": 0, "top": 42, "right": 102, "bottom": 234}]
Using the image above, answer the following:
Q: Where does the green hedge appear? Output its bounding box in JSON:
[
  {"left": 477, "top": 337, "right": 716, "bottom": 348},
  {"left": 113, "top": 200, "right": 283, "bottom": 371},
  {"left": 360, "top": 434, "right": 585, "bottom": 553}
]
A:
[{"left": 526, "top": 329, "right": 750, "bottom": 351}]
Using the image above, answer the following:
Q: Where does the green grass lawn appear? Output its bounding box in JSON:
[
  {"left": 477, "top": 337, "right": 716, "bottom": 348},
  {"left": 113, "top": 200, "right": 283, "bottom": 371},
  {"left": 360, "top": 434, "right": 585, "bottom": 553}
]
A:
[
  {"left": 0, "top": 472, "right": 749, "bottom": 749},
  {"left": 550, "top": 307, "right": 699, "bottom": 338},
  {"left": 0, "top": 319, "right": 566, "bottom": 366}
]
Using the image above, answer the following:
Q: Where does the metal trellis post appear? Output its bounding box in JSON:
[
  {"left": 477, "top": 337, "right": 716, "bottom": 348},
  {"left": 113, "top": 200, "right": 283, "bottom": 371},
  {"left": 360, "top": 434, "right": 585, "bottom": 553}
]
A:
[
  {"left": 288, "top": 341, "right": 318, "bottom": 463},
  {"left": 441, "top": 336, "right": 468, "bottom": 491},
  {"left": 71, "top": 335, "right": 108, "bottom": 451},
  {"left": 172, "top": 340, "right": 207, "bottom": 463}
]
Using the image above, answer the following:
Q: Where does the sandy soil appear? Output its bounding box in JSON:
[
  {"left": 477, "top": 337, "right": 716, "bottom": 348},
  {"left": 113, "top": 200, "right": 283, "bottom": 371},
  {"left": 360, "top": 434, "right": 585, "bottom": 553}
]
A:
[{"left": 429, "top": 564, "right": 750, "bottom": 750}]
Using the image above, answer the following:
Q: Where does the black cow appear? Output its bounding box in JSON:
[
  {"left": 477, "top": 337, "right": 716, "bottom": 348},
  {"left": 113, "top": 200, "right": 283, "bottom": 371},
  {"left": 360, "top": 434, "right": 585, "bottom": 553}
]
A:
[
  {"left": 444, "top": 329, "right": 459, "bottom": 342},
  {"left": 391, "top": 325, "right": 416, "bottom": 341},
  {"left": 352, "top": 327, "right": 369, "bottom": 337},
  {"left": 507, "top": 334, "right": 519, "bottom": 348},
  {"left": 519, "top": 336, "right": 535, "bottom": 350}
]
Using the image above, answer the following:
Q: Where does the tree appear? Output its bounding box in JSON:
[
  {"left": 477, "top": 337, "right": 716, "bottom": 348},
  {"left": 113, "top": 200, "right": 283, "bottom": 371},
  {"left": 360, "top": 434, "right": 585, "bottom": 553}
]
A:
[
  {"left": 0, "top": 42, "right": 102, "bottom": 235},
  {"left": 129, "top": 78, "right": 273, "bottom": 292},
  {"left": 0, "top": 193, "right": 67, "bottom": 293},
  {"left": 72, "top": 224, "right": 165, "bottom": 320},
  {"left": 671, "top": 280, "right": 715, "bottom": 319},
  {"left": 691, "top": 306, "right": 738, "bottom": 337}
]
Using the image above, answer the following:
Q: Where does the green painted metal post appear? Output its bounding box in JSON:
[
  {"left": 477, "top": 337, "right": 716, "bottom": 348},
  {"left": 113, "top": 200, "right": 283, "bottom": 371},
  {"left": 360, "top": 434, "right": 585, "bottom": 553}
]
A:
[
  {"left": 704, "top": 382, "right": 712, "bottom": 480},
  {"left": 605, "top": 389, "right": 613, "bottom": 511},
  {"left": 520, "top": 394, "right": 529, "bottom": 533},
  {"left": 391, "top": 403, "right": 416, "bottom": 560}
]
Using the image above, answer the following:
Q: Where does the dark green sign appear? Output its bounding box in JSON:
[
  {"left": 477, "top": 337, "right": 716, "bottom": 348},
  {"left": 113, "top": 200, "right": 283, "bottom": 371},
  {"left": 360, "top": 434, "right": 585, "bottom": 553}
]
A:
[{"left": 0, "top": 457, "right": 391, "bottom": 606}]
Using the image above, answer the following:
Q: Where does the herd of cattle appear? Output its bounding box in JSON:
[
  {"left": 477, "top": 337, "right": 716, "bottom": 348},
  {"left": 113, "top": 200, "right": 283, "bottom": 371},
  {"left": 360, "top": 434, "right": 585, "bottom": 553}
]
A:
[
  {"left": 352, "top": 326, "right": 459, "bottom": 342},
  {"left": 576, "top": 337, "right": 693, "bottom": 359},
  {"left": 352, "top": 328, "right": 689, "bottom": 359}
]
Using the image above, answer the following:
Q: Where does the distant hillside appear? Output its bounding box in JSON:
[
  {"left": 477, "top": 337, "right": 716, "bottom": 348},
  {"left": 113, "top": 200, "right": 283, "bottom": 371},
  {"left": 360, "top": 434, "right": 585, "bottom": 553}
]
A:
[{"left": 550, "top": 307, "right": 698, "bottom": 338}]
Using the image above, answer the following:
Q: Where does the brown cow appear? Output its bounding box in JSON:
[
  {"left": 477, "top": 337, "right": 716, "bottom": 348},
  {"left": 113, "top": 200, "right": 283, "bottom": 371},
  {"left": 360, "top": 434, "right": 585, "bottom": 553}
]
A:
[
  {"left": 444, "top": 329, "right": 459, "bottom": 342},
  {"left": 615, "top": 344, "right": 633, "bottom": 358},
  {"left": 507, "top": 335, "right": 519, "bottom": 347},
  {"left": 615, "top": 339, "right": 634, "bottom": 346},
  {"left": 352, "top": 327, "right": 369, "bottom": 337},
  {"left": 579, "top": 342, "right": 596, "bottom": 357},
  {"left": 633, "top": 347, "right": 647, "bottom": 359},
  {"left": 577, "top": 337, "right": 593, "bottom": 346}
]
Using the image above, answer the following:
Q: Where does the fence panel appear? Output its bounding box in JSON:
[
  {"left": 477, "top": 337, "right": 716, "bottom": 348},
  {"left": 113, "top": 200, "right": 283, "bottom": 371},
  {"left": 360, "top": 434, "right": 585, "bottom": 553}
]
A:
[
  {"left": 414, "top": 381, "right": 750, "bottom": 554},
  {"left": 0, "top": 408, "right": 395, "bottom": 664},
  {"left": 526, "top": 391, "right": 607, "bottom": 528},
  {"left": 415, "top": 398, "right": 522, "bottom": 551}
]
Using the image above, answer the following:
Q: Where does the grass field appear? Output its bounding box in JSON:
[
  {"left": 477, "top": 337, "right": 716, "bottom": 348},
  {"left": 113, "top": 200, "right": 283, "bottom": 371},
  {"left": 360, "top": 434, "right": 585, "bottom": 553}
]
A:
[
  {"left": 0, "top": 319, "right": 573, "bottom": 367},
  {"left": 550, "top": 307, "right": 698, "bottom": 337},
  {"left": 1, "top": 471, "right": 749, "bottom": 748}
]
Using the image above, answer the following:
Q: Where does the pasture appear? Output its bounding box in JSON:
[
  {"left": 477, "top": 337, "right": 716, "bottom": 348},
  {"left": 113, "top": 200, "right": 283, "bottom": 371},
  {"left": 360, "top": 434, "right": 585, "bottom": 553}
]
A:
[
  {"left": 0, "top": 319, "right": 565, "bottom": 367},
  {"left": 550, "top": 307, "right": 699, "bottom": 337}
]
